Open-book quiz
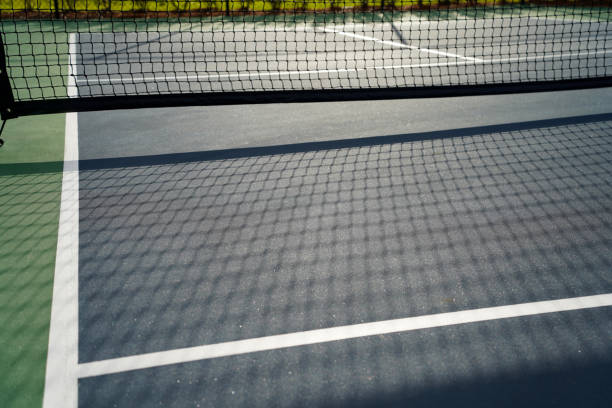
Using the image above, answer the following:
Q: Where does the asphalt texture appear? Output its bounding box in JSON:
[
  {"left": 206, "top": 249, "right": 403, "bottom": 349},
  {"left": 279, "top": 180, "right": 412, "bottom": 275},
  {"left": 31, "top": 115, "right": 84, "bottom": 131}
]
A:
[
  {"left": 73, "top": 15, "right": 612, "bottom": 97},
  {"left": 79, "top": 308, "right": 612, "bottom": 407},
  {"left": 56, "top": 10, "right": 612, "bottom": 406},
  {"left": 76, "top": 86, "right": 612, "bottom": 406}
]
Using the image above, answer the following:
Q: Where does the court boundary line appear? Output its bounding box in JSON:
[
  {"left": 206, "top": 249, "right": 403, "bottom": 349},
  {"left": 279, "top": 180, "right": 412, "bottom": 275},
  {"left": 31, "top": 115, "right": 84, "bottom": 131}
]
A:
[
  {"left": 42, "top": 33, "right": 79, "bottom": 408},
  {"left": 74, "top": 49, "right": 612, "bottom": 86},
  {"left": 319, "top": 27, "right": 484, "bottom": 62},
  {"left": 78, "top": 293, "right": 612, "bottom": 378}
]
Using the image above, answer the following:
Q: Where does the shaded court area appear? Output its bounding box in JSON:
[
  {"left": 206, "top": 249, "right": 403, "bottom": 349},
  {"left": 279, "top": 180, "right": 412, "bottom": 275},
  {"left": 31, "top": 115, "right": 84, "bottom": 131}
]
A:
[
  {"left": 73, "top": 102, "right": 612, "bottom": 406},
  {"left": 80, "top": 309, "right": 612, "bottom": 407},
  {"left": 0, "top": 115, "right": 65, "bottom": 408}
]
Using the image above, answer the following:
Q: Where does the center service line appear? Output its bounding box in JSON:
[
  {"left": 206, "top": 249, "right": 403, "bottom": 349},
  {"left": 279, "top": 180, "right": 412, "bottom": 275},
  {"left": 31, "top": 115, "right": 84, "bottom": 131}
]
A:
[{"left": 79, "top": 293, "right": 612, "bottom": 378}]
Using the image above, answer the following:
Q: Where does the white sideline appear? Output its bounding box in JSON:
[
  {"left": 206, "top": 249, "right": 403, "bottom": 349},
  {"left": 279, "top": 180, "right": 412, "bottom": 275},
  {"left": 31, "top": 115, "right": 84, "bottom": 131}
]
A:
[
  {"left": 78, "top": 293, "right": 612, "bottom": 378},
  {"left": 42, "top": 33, "right": 79, "bottom": 408}
]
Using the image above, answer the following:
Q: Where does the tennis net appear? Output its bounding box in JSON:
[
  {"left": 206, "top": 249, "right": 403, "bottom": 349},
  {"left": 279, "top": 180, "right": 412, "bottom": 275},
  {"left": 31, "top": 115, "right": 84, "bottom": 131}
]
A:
[{"left": 1, "top": 1, "right": 612, "bottom": 119}]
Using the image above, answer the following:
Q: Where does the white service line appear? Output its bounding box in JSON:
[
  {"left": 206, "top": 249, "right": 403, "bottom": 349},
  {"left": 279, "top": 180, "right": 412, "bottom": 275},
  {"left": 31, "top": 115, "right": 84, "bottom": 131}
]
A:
[
  {"left": 320, "top": 27, "right": 484, "bottom": 62},
  {"left": 75, "top": 47, "right": 612, "bottom": 86},
  {"left": 485, "top": 48, "right": 612, "bottom": 63},
  {"left": 75, "top": 58, "right": 480, "bottom": 85},
  {"left": 78, "top": 293, "right": 612, "bottom": 378},
  {"left": 42, "top": 33, "right": 79, "bottom": 408}
]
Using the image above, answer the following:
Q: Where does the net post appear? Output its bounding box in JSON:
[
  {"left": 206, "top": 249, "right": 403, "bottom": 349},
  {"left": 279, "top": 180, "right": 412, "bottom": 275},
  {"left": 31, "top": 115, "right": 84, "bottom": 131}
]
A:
[{"left": 0, "top": 34, "right": 17, "bottom": 120}]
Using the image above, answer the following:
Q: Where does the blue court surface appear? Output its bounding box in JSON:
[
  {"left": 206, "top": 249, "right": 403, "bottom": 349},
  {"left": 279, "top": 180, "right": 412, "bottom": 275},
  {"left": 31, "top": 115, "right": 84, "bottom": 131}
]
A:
[{"left": 39, "top": 88, "right": 612, "bottom": 407}]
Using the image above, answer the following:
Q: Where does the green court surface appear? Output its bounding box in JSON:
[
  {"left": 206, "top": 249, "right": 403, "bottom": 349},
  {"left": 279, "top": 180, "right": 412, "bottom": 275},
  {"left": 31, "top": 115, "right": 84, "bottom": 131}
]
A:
[{"left": 0, "top": 114, "right": 64, "bottom": 408}]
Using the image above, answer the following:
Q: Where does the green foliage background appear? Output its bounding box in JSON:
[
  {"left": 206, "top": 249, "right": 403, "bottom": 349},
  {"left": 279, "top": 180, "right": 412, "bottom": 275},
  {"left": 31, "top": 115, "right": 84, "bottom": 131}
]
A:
[{"left": 0, "top": 0, "right": 547, "bottom": 13}]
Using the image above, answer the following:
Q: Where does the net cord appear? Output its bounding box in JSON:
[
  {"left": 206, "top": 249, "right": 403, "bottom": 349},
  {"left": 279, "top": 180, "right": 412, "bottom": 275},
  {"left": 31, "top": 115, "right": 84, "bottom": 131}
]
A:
[{"left": 8, "top": 77, "right": 612, "bottom": 118}]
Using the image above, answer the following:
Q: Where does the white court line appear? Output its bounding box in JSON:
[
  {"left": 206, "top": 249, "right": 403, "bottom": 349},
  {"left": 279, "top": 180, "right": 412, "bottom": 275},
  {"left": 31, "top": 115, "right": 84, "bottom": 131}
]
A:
[
  {"left": 75, "top": 48, "right": 612, "bottom": 86},
  {"left": 78, "top": 293, "right": 612, "bottom": 378},
  {"left": 75, "top": 59, "right": 476, "bottom": 85},
  {"left": 488, "top": 49, "right": 612, "bottom": 63},
  {"left": 42, "top": 33, "right": 79, "bottom": 408},
  {"left": 320, "top": 27, "right": 484, "bottom": 62}
]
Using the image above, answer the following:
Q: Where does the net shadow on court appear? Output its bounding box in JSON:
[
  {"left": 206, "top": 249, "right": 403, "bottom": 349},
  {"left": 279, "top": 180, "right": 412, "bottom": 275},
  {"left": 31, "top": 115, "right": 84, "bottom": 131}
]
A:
[
  {"left": 0, "top": 163, "right": 63, "bottom": 407},
  {"left": 74, "top": 112, "right": 612, "bottom": 407}
]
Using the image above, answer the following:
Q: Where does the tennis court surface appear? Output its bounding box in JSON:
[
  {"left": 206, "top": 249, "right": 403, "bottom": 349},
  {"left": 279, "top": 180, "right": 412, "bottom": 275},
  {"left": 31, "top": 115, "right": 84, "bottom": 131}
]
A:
[{"left": 1, "top": 2, "right": 612, "bottom": 408}]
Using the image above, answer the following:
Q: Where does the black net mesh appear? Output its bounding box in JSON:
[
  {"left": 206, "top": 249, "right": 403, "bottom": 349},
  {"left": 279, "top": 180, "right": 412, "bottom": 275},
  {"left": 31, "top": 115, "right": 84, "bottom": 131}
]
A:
[{"left": 1, "top": 1, "right": 611, "bottom": 116}]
